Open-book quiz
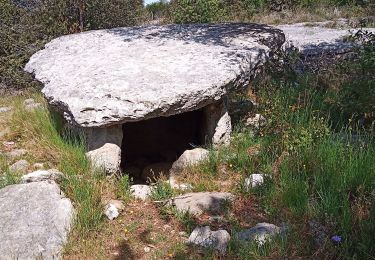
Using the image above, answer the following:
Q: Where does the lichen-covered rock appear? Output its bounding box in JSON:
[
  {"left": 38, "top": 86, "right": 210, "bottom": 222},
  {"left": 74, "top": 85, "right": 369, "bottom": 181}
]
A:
[
  {"left": 0, "top": 181, "right": 74, "bottom": 259},
  {"left": 25, "top": 23, "right": 284, "bottom": 127}
]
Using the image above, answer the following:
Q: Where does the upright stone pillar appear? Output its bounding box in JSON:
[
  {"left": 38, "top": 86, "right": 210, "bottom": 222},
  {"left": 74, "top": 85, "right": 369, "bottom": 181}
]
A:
[
  {"left": 203, "top": 99, "right": 232, "bottom": 147},
  {"left": 85, "top": 125, "right": 123, "bottom": 174}
]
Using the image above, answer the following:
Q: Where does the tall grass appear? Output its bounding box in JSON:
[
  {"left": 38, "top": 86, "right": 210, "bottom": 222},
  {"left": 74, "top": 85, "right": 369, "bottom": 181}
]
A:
[{"left": 7, "top": 95, "right": 104, "bottom": 234}]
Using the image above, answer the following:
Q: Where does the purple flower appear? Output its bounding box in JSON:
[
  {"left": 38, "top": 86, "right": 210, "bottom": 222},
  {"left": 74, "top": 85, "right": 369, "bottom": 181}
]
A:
[{"left": 331, "top": 235, "right": 342, "bottom": 243}]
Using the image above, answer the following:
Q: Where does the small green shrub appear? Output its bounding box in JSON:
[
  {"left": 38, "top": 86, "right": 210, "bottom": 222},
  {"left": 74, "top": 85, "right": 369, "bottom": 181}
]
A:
[
  {"left": 116, "top": 174, "right": 132, "bottom": 202},
  {"left": 151, "top": 180, "right": 175, "bottom": 201}
]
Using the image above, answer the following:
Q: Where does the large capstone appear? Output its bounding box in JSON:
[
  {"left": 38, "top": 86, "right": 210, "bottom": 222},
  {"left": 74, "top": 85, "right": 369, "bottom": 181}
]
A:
[
  {"left": 25, "top": 23, "right": 284, "bottom": 128},
  {"left": 24, "top": 23, "right": 284, "bottom": 174}
]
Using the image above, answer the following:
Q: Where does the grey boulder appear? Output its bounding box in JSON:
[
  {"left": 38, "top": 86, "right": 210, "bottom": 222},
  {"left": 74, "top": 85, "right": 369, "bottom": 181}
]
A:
[
  {"left": 171, "top": 192, "right": 234, "bottom": 216},
  {"left": 188, "top": 226, "right": 230, "bottom": 254},
  {"left": 9, "top": 159, "right": 29, "bottom": 173},
  {"left": 25, "top": 23, "right": 284, "bottom": 127},
  {"left": 170, "top": 148, "right": 209, "bottom": 176},
  {"left": 0, "top": 181, "right": 74, "bottom": 259},
  {"left": 236, "top": 222, "right": 283, "bottom": 246}
]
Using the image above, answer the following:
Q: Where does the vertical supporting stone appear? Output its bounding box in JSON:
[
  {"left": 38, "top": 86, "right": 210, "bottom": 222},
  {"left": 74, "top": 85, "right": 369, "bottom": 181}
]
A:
[
  {"left": 203, "top": 99, "right": 232, "bottom": 147},
  {"left": 85, "top": 125, "right": 123, "bottom": 174}
]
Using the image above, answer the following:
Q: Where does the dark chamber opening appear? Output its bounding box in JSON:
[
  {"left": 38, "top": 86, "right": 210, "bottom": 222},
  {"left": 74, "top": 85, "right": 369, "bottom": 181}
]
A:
[{"left": 121, "top": 109, "right": 204, "bottom": 183}]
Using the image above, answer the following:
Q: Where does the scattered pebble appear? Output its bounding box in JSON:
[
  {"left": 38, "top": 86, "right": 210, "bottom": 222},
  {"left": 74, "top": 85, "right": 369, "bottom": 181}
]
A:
[
  {"left": 104, "top": 199, "right": 125, "bottom": 220},
  {"left": 130, "top": 184, "right": 152, "bottom": 201},
  {"left": 0, "top": 107, "right": 12, "bottom": 113},
  {"left": 244, "top": 173, "right": 264, "bottom": 190}
]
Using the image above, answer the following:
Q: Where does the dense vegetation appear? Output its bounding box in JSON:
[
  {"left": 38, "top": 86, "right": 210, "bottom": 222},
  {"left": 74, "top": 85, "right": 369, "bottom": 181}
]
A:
[
  {"left": 0, "top": 0, "right": 143, "bottom": 92},
  {"left": 1, "top": 0, "right": 374, "bottom": 258}
]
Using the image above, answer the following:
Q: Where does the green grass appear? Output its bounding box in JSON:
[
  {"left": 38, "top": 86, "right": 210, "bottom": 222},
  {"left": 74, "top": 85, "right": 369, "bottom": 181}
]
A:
[{"left": 6, "top": 95, "right": 104, "bottom": 235}]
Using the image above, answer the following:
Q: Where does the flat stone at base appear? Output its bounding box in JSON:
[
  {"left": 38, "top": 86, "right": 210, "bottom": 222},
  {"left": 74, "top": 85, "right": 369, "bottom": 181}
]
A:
[
  {"left": 0, "top": 181, "right": 74, "bottom": 259},
  {"left": 171, "top": 192, "right": 235, "bottom": 216},
  {"left": 188, "top": 226, "right": 230, "bottom": 254}
]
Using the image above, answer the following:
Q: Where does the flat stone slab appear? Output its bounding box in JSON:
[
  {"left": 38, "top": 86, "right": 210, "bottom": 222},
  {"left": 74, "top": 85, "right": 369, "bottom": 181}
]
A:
[
  {"left": 25, "top": 23, "right": 284, "bottom": 127},
  {"left": 0, "top": 181, "right": 74, "bottom": 259},
  {"left": 171, "top": 192, "right": 235, "bottom": 216},
  {"left": 277, "top": 22, "right": 375, "bottom": 56}
]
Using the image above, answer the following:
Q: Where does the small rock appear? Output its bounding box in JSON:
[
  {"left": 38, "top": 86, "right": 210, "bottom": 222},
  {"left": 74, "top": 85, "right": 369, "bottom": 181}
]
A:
[
  {"left": 0, "top": 107, "right": 12, "bottom": 113},
  {"left": 87, "top": 143, "right": 121, "bottom": 174},
  {"left": 130, "top": 184, "right": 152, "bottom": 201},
  {"left": 23, "top": 99, "right": 42, "bottom": 111},
  {"left": 171, "top": 192, "right": 234, "bottom": 216},
  {"left": 142, "top": 162, "right": 171, "bottom": 182},
  {"left": 170, "top": 148, "right": 209, "bottom": 176},
  {"left": 2, "top": 141, "right": 15, "bottom": 147},
  {"left": 23, "top": 99, "right": 35, "bottom": 106},
  {"left": 188, "top": 226, "right": 230, "bottom": 254},
  {"left": 5, "top": 149, "right": 27, "bottom": 159},
  {"left": 209, "top": 216, "right": 224, "bottom": 222},
  {"left": 245, "top": 114, "right": 266, "bottom": 129},
  {"left": 178, "top": 183, "right": 193, "bottom": 191},
  {"left": 9, "top": 159, "right": 29, "bottom": 173},
  {"left": 236, "top": 223, "right": 283, "bottom": 246},
  {"left": 244, "top": 174, "right": 264, "bottom": 190},
  {"left": 21, "top": 169, "right": 64, "bottom": 183},
  {"left": 33, "top": 163, "right": 44, "bottom": 170},
  {"left": 104, "top": 200, "right": 124, "bottom": 220},
  {"left": 143, "top": 246, "right": 151, "bottom": 253}
]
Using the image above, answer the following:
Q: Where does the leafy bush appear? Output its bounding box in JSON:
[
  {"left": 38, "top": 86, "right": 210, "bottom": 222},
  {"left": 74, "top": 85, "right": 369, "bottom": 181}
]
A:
[
  {"left": 171, "top": 0, "right": 226, "bottom": 23},
  {"left": 0, "top": 0, "right": 143, "bottom": 92}
]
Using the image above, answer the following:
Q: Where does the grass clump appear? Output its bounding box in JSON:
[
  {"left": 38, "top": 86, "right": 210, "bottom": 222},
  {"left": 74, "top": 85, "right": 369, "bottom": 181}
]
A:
[
  {"left": 5, "top": 94, "right": 104, "bottom": 235},
  {"left": 151, "top": 179, "right": 176, "bottom": 201}
]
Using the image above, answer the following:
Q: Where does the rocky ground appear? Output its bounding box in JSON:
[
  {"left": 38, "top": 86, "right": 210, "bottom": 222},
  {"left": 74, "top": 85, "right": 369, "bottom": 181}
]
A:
[{"left": 0, "top": 21, "right": 374, "bottom": 259}]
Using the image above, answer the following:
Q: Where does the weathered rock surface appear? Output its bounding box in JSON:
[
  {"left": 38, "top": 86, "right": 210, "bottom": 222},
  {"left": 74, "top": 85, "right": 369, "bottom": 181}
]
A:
[
  {"left": 170, "top": 148, "right": 209, "bottom": 176},
  {"left": 0, "top": 181, "right": 74, "bottom": 259},
  {"left": 130, "top": 184, "right": 152, "bottom": 201},
  {"left": 188, "top": 226, "right": 230, "bottom": 254},
  {"left": 277, "top": 23, "right": 375, "bottom": 56},
  {"left": 244, "top": 173, "right": 265, "bottom": 190},
  {"left": 21, "top": 169, "right": 64, "bottom": 183},
  {"left": 171, "top": 192, "right": 234, "bottom": 216},
  {"left": 87, "top": 143, "right": 122, "bottom": 174},
  {"left": 9, "top": 159, "right": 29, "bottom": 173},
  {"left": 236, "top": 223, "right": 283, "bottom": 246},
  {"left": 104, "top": 199, "right": 125, "bottom": 220},
  {"left": 25, "top": 23, "right": 284, "bottom": 127}
]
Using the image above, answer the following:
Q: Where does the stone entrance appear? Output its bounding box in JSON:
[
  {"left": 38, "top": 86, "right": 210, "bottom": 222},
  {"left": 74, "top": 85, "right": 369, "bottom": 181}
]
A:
[
  {"left": 85, "top": 100, "right": 231, "bottom": 176},
  {"left": 121, "top": 108, "right": 204, "bottom": 182},
  {"left": 24, "top": 23, "right": 285, "bottom": 176}
]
